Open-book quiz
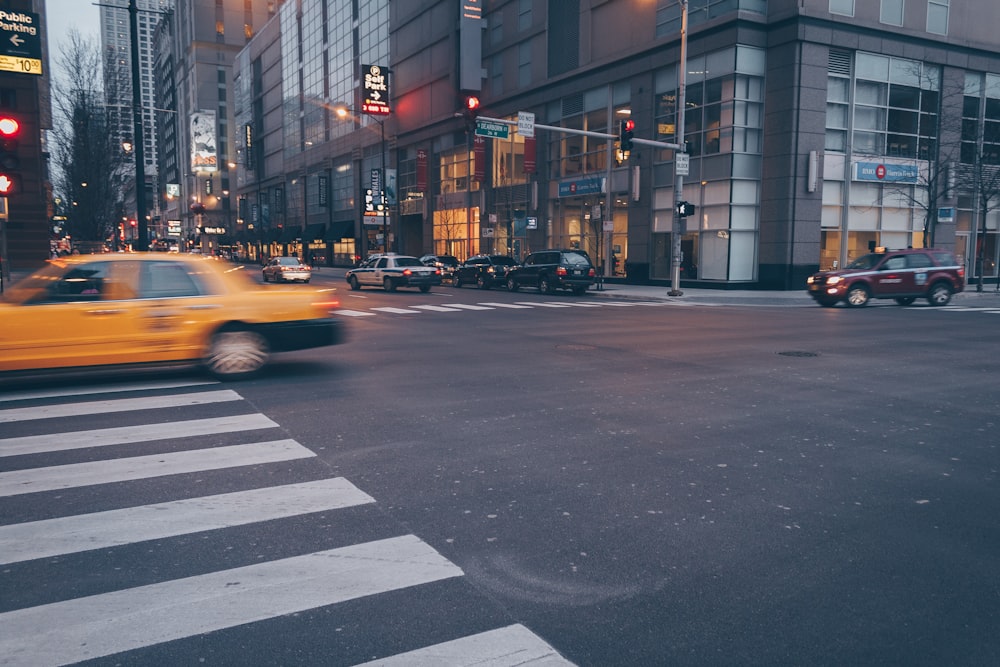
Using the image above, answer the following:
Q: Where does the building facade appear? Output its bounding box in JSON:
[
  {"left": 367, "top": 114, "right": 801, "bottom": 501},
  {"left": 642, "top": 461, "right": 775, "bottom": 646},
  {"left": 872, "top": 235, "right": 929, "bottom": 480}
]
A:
[{"left": 230, "top": 0, "right": 1000, "bottom": 289}]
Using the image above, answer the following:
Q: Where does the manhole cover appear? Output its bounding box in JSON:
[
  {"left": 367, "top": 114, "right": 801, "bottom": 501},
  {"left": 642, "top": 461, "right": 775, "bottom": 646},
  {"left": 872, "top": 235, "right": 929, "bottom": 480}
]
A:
[{"left": 777, "top": 350, "right": 819, "bottom": 357}]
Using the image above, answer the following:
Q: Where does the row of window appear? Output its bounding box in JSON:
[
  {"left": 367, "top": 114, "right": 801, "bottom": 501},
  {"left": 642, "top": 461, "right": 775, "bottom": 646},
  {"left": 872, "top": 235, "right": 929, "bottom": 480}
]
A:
[{"left": 829, "top": 0, "right": 949, "bottom": 35}]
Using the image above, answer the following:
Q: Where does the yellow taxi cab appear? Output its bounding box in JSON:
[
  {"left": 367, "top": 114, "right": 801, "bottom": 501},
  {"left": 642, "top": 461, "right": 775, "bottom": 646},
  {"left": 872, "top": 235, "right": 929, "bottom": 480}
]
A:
[{"left": 0, "top": 253, "right": 344, "bottom": 380}]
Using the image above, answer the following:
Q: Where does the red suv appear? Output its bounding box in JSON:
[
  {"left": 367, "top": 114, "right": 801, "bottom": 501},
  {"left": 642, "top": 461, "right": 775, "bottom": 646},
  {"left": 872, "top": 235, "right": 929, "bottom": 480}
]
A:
[{"left": 806, "top": 248, "right": 965, "bottom": 307}]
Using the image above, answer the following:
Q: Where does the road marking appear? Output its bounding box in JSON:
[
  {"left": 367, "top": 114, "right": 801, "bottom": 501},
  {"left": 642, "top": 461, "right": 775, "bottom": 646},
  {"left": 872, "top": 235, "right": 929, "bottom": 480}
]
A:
[
  {"left": 596, "top": 301, "right": 640, "bottom": 307},
  {"left": 371, "top": 307, "right": 423, "bottom": 314},
  {"left": 478, "top": 302, "right": 534, "bottom": 309},
  {"left": 0, "top": 535, "right": 463, "bottom": 667},
  {"left": 0, "top": 390, "right": 243, "bottom": 424},
  {"left": 0, "top": 477, "right": 376, "bottom": 565},
  {"left": 440, "top": 303, "right": 495, "bottom": 310},
  {"left": 0, "top": 413, "right": 279, "bottom": 458},
  {"left": 0, "top": 439, "right": 315, "bottom": 498},
  {"left": 351, "top": 624, "right": 575, "bottom": 666},
  {"left": 0, "top": 379, "right": 219, "bottom": 404},
  {"left": 554, "top": 301, "right": 604, "bottom": 307},
  {"left": 337, "top": 309, "right": 377, "bottom": 317},
  {"left": 517, "top": 301, "right": 570, "bottom": 308},
  {"left": 411, "top": 304, "right": 463, "bottom": 312}
]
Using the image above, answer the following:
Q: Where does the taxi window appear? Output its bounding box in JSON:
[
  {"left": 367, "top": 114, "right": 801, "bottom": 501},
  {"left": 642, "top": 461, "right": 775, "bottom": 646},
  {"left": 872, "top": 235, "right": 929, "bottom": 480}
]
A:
[
  {"left": 42, "top": 262, "right": 112, "bottom": 302},
  {"left": 140, "top": 261, "right": 204, "bottom": 298},
  {"left": 883, "top": 256, "right": 906, "bottom": 270}
]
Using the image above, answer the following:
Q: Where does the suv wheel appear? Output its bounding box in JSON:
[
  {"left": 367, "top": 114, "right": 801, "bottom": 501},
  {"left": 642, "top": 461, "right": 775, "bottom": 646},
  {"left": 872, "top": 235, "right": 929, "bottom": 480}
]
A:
[
  {"left": 926, "top": 282, "right": 952, "bottom": 306},
  {"left": 846, "top": 284, "right": 870, "bottom": 307},
  {"left": 539, "top": 275, "right": 555, "bottom": 294},
  {"left": 454, "top": 274, "right": 463, "bottom": 288},
  {"left": 477, "top": 275, "right": 489, "bottom": 289},
  {"left": 507, "top": 277, "right": 519, "bottom": 292}
]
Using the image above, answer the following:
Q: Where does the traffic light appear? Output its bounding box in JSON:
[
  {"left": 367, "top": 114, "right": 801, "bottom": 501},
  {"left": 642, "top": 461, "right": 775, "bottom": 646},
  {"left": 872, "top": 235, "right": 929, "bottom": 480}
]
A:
[
  {"left": 676, "top": 200, "right": 697, "bottom": 217},
  {"left": 0, "top": 115, "right": 21, "bottom": 195},
  {"left": 461, "top": 95, "right": 481, "bottom": 130},
  {"left": 619, "top": 118, "right": 635, "bottom": 152},
  {"left": 463, "top": 95, "right": 481, "bottom": 120}
]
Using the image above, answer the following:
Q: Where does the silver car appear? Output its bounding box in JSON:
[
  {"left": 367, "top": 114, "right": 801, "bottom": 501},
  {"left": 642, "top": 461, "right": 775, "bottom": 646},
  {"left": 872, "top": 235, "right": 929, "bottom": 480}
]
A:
[
  {"left": 346, "top": 254, "right": 442, "bottom": 292},
  {"left": 262, "top": 256, "right": 312, "bottom": 283}
]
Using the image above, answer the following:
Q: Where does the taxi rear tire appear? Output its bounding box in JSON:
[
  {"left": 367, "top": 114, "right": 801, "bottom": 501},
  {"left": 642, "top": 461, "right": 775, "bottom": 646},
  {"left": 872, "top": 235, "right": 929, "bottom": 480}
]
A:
[
  {"left": 205, "top": 329, "right": 269, "bottom": 379},
  {"left": 927, "top": 282, "right": 953, "bottom": 306},
  {"left": 846, "top": 284, "right": 870, "bottom": 307}
]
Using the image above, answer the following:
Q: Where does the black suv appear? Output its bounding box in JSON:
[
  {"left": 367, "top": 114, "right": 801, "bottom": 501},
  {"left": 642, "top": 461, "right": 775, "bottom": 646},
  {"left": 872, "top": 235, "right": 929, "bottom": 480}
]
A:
[
  {"left": 453, "top": 254, "right": 517, "bottom": 289},
  {"left": 505, "top": 249, "right": 596, "bottom": 295},
  {"left": 806, "top": 247, "right": 965, "bottom": 307}
]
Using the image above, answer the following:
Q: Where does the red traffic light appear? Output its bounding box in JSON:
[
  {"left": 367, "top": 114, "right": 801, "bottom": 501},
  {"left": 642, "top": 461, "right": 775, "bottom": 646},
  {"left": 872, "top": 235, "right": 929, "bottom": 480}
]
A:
[
  {"left": 0, "top": 117, "right": 19, "bottom": 137},
  {"left": 619, "top": 118, "right": 635, "bottom": 151},
  {"left": 624, "top": 119, "right": 635, "bottom": 132},
  {"left": 465, "top": 96, "right": 481, "bottom": 112}
]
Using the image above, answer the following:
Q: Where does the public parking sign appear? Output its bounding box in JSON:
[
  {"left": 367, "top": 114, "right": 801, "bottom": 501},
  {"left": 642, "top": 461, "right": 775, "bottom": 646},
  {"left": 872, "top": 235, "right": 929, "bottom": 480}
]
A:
[{"left": 0, "top": 10, "right": 42, "bottom": 76}]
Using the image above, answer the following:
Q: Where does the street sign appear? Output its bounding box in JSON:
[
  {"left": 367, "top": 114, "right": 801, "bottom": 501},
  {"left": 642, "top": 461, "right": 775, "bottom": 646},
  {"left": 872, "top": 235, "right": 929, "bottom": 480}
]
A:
[
  {"left": 0, "top": 10, "right": 42, "bottom": 76},
  {"left": 526, "top": 216, "right": 538, "bottom": 230},
  {"left": 475, "top": 120, "right": 509, "bottom": 139},
  {"left": 675, "top": 152, "right": 690, "bottom": 176},
  {"left": 517, "top": 111, "right": 535, "bottom": 138},
  {"left": 482, "top": 227, "right": 494, "bottom": 237}
]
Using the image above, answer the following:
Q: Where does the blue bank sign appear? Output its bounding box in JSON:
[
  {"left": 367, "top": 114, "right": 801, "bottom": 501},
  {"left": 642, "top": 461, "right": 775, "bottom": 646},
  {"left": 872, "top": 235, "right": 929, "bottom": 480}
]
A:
[
  {"left": 853, "top": 161, "right": 919, "bottom": 184},
  {"left": 558, "top": 178, "right": 605, "bottom": 197}
]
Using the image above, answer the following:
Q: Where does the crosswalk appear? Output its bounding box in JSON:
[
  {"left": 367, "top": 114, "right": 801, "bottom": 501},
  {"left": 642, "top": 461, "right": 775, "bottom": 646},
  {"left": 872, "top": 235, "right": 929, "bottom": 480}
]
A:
[
  {"left": 337, "top": 298, "right": 684, "bottom": 317},
  {"left": 0, "top": 379, "right": 573, "bottom": 666}
]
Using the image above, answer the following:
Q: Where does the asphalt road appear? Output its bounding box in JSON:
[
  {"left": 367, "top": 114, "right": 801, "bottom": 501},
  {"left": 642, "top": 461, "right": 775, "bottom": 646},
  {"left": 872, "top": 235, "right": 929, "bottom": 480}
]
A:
[{"left": 3, "top": 280, "right": 998, "bottom": 665}]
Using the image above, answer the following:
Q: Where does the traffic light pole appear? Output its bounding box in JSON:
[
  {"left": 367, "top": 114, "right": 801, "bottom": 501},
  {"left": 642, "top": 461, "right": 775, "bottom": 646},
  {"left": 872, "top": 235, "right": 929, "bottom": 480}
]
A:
[
  {"left": 128, "top": 0, "right": 148, "bottom": 251},
  {"left": 669, "top": 0, "right": 689, "bottom": 296}
]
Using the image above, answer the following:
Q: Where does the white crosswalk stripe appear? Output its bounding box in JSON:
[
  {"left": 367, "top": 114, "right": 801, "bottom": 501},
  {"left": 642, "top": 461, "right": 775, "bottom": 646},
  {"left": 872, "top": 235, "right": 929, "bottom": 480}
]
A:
[
  {"left": 0, "top": 389, "right": 243, "bottom": 423},
  {"left": 0, "top": 439, "right": 315, "bottom": 497},
  {"left": 0, "top": 382, "right": 574, "bottom": 666}
]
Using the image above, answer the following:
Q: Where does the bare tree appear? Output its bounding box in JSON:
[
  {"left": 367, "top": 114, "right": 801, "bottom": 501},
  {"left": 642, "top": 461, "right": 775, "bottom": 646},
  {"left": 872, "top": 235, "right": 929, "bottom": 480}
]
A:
[{"left": 49, "top": 31, "right": 130, "bottom": 248}]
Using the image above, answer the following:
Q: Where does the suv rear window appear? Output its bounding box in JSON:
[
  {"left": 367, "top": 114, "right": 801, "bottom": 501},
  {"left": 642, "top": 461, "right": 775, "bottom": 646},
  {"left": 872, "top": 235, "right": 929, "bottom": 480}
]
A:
[{"left": 561, "top": 251, "right": 591, "bottom": 266}]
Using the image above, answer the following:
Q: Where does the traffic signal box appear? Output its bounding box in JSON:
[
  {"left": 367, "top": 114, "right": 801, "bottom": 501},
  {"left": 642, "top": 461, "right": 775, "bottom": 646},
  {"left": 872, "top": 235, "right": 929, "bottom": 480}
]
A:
[
  {"left": 0, "top": 115, "right": 21, "bottom": 195},
  {"left": 619, "top": 118, "right": 635, "bottom": 152},
  {"left": 461, "top": 95, "right": 481, "bottom": 130},
  {"left": 676, "top": 200, "right": 697, "bottom": 217}
]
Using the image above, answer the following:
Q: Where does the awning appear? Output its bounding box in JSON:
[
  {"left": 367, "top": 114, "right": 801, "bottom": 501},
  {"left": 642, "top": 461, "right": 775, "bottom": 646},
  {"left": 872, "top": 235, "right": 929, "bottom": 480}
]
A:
[
  {"left": 302, "top": 223, "right": 326, "bottom": 243},
  {"left": 324, "top": 221, "right": 355, "bottom": 241},
  {"left": 278, "top": 225, "right": 302, "bottom": 243}
]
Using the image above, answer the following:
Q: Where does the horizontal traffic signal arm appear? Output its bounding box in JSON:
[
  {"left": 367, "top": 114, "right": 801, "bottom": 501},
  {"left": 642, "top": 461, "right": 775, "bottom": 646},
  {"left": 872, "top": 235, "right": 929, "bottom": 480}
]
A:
[{"left": 463, "top": 114, "right": 684, "bottom": 150}]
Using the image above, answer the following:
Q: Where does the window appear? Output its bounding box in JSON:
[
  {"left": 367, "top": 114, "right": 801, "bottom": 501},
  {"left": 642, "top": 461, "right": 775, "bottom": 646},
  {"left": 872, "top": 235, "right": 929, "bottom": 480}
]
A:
[
  {"left": 927, "top": 0, "right": 949, "bottom": 35},
  {"left": 518, "top": 0, "right": 531, "bottom": 31},
  {"left": 518, "top": 42, "right": 531, "bottom": 88},
  {"left": 829, "top": 0, "right": 854, "bottom": 16},
  {"left": 880, "top": 0, "right": 903, "bottom": 26}
]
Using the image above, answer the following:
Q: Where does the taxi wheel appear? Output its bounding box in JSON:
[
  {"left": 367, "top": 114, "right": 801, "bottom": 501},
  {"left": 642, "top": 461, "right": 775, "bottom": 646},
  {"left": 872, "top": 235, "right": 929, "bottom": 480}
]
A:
[
  {"left": 926, "top": 283, "right": 952, "bottom": 306},
  {"left": 846, "top": 285, "right": 870, "bottom": 307},
  {"left": 349, "top": 275, "right": 361, "bottom": 290},
  {"left": 205, "top": 329, "right": 269, "bottom": 379}
]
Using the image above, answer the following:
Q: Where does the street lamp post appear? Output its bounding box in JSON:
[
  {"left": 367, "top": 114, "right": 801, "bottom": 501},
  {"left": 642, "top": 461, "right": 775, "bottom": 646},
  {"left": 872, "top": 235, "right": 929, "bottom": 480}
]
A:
[{"left": 335, "top": 105, "right": 390, "bottom": 255}]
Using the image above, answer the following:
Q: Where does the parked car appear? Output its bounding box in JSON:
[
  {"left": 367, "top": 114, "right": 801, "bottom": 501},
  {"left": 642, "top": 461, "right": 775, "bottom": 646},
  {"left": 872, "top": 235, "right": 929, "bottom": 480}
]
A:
[
  {"left": 453, "top": 254, "right": 518, "bottom": 289},
  {"left": 262, "top": 256, "right": 312, "bottom": 283},
  {"left": 505, "top": 249, "right": 597, "bottom": 295},
  {"left": 418, "top": 254, "right": 460, "bottom": 279},
  {"left": 0, "top": 253, "right": 344, "bottom": 380},
  {"left": 345, "top": 254, "right": 443, "bottom": 292},
  {"left": 806, "top": 247, "right": 965, "bottom": 307}
]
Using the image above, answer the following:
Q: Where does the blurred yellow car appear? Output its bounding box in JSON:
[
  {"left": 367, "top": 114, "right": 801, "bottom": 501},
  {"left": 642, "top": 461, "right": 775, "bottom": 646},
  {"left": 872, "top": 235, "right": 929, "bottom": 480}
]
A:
[{"left": 0, "top": 253, "right": 344, "bottom": 380}]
